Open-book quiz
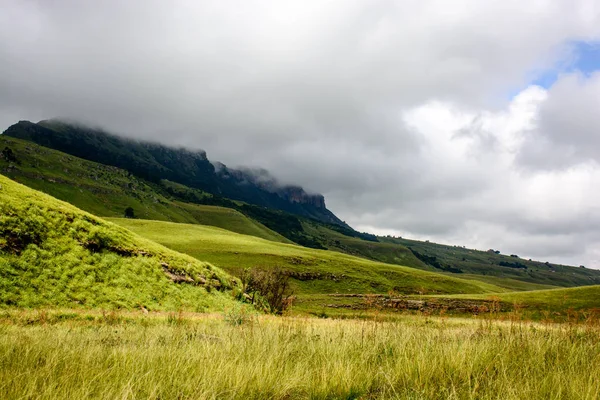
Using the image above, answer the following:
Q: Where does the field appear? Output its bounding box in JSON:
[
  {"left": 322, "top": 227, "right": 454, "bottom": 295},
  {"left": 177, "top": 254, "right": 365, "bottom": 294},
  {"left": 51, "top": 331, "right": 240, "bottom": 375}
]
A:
[
  {"left": 109, "top": 218, "right": 506, "bottom": 297},
  {"left": 432, "top": 285, "right": 600, "bottom": 318},
  {"left": 0, "top": 309, "right": 598, "bottom": 400}
]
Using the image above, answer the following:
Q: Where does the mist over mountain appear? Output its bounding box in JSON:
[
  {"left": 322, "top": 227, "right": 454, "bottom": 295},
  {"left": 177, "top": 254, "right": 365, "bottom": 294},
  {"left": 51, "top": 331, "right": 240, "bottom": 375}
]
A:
[{"left": 2, "top": 119, "right": 343, "bottom": 226}]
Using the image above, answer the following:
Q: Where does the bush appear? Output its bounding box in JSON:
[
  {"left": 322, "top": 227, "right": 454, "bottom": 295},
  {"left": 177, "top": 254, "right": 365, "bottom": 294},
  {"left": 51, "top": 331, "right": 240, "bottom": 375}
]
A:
[
  {"left": 242, "top": 267, "right": 294, "bottom": 315},
  {"left": 124, "top": 207, "right": 135, "bottom": 218}
]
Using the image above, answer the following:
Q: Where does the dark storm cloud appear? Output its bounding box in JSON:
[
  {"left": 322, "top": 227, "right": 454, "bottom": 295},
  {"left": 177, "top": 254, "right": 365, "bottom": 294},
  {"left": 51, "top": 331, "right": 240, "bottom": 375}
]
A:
[{"left": 2, "top": 0, "right": 600, "bottom": 267}]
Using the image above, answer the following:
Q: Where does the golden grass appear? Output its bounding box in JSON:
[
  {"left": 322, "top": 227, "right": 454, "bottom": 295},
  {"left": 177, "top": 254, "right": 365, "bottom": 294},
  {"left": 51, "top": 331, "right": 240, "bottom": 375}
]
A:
[{"left": 0, "top": 309, "right": 598, "bottom": 399}]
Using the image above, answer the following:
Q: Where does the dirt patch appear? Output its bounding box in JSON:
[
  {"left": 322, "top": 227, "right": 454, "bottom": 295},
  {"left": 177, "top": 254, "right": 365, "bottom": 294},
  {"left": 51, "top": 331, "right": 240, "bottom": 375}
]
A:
[{"left": 324, "top": 294, "right": 511, "bottom": 314}]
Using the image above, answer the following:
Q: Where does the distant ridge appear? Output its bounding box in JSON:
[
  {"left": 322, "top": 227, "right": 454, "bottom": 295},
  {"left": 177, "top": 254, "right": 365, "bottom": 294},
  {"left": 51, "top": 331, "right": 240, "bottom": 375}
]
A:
[{"left": 3, "top": 119, "right": 345, "bottom": 226}]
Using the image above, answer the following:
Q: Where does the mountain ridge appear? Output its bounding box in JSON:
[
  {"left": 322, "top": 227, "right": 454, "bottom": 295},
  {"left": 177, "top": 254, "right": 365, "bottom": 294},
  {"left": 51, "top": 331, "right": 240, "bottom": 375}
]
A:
[
  {"left": 3, "top": 119, "right": 344, "bottom": 226},
  {"left": 2, "top": 122, "right": 600, "bottom": 290}
]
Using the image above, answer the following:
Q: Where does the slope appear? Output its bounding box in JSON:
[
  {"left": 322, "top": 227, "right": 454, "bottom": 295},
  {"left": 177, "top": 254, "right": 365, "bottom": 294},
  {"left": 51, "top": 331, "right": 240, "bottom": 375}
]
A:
[
  {"left": 0, "top": 135, "right": 288, "bottom": 243},
  {"left": 385, "top": 237, "right": 600, "bottom": 288},
  {"left": 3, "top": 119, "right": 345, "bottom": 226},
  {"left": 0, "top": 174, "right": 238, "bottom": 311},
  {"left": 109, "top": 218, "right": 506, "bottom": 296},
  {"left": 4, "top": 133, "right": 599, "bottom": 291}
]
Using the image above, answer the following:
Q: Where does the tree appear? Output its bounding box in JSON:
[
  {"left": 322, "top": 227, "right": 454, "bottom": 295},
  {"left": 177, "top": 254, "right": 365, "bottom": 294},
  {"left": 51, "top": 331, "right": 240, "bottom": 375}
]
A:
[
  {"left": 1, "top": 147, "right": 18, "bottom": 163},
  {"left": 124, "top": 207, "right": 135, "bottom": 219}
]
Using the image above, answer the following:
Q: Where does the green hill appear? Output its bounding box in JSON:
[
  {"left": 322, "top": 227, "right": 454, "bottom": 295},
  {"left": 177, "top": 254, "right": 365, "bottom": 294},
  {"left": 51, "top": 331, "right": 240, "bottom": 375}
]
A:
[
  {"left": 385, "top": 237, "right": 600, "bottom": 288},
  {"left": 3, "top": 133, "right": 600, "bottom": 292},
  {"left": 0, "top": 135, "right": 288, "bottom": 243},
  {"left": 0, "top": 174, "right": 238, "bottom": 311},
  {"left": 110, "top": 218, "right": 506, "bottom": 297}
]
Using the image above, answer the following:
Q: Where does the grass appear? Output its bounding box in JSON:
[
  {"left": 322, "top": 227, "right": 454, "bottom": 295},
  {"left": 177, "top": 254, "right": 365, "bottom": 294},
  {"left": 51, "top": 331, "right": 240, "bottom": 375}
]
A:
[
  {"left": 5, "top": 134, "right": 600, "bottom": 293},
  {"left": 109, "top": 218, "right": 507, "bottom": 297},
  {"left": 0, "top": 173, "right": 238, "bottom": 311},
  {"left": 386, "top": 237, "right": 600, "bottom": 288},
  {"left": 0, "top": 310, "right": 599, "bottom": 399},
  {"left": 434, "top": 285, "right": 600, "bottom": 316},
  {"left": 0, "top": 136, "right": 287, "bottom": 242},
  {"left": 302, "top": 221, "right": 428, "bottom": 270}
]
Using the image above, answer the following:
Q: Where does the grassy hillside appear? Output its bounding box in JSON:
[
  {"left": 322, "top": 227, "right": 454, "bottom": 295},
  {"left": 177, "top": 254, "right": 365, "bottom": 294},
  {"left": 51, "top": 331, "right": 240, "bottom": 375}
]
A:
[
  {"left": 0, "top": 174, "right": 238, "bottom": 311},
  {"left": 110, "top": 218, "right": 505, "bottom": 297},
  {"left": 0, "top": 135, "right": 287, "bottom": 243},
  {"left": 383, "top": 237, "right": 600, "bottom": 288},
  {"left": 4, "top": 119, "right": 345, "bottom": 226},
  {"left": 3, "top": 134, "right": 599, "bottom": 292},
  {"left": 302, "top": 221, "right": 430, "bottom": 270}
]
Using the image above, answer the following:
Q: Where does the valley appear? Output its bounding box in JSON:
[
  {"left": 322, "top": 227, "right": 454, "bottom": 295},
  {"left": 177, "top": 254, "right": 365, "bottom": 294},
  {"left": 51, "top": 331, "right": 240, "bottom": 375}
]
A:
[{"left": 1, "top": 120, "right": 600, "bottom": 399}]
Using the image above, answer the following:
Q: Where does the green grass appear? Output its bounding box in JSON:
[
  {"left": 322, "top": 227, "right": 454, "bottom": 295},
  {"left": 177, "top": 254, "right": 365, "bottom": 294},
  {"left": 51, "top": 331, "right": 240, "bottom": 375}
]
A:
[
  {"left": 0, "top": 135, "right": 287, "bottom": 242},
  {"left": 174, "top": 201, "right": 291, "bottom": 243},
  {"left": 110, "top": 218, "right": 506, "bottom": 297},
  {"left": 0, "top": 173, "right": 238, "bottom": 311},
  {"left": 5, "top": 134, "right": 600, "bottom": 293},
  {"left": 302, "top": 221, "right": 429, "bottom": 270},
  {"left": 436, "top": 285, "right": 600, "bottom": 315},
  {"left": 0, "top": 310, "right": 599, "bottom": 399},
  {"left": 458, "top": 274, "right": 559, "bottom": 291},
  {"left": 386, "top": 237, "right": 600, "bottom": 288}
]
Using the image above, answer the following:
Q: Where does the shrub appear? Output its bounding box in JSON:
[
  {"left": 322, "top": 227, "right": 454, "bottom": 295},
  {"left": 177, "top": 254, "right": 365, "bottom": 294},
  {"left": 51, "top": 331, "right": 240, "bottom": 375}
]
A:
[
  {"left": 242, "top": 267, "right": 294, "bottom": 315},
  {"left": 124, "top": 207, "right": 135, "bottom": 219}
]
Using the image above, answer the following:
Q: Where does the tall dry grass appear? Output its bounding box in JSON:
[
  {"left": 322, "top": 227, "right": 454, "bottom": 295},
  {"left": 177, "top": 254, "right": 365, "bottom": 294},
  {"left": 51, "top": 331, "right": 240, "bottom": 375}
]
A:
[{"left": 0, "top": 310, "right": 598, "bottom": 399}]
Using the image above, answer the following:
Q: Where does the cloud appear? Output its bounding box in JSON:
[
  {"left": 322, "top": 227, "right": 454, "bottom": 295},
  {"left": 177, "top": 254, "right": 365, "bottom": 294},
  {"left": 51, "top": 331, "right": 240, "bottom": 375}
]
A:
[
  {"left": 518, "top": 72, "right": 600, "bottom": 169},
  {"left": 2, "top": 0, "right": 600, "bottom": 267}
]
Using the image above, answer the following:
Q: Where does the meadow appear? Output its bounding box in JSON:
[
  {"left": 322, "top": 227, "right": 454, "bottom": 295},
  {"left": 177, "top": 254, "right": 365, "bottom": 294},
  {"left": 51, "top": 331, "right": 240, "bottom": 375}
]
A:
[
  {"left": 0, "top": 309, "right": 598, "bottom": 400},
  {"left": 109, "top": 218, "right": 505, "bottom": 296}
]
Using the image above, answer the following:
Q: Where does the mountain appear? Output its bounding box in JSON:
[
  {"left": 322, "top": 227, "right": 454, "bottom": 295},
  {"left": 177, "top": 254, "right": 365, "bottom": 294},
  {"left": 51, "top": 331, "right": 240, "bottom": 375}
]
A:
[
  {"left": 3, "top": 122, "right": 600, "bottom": 291},
  {"left": 3, "top": 119, "right": 344, "bottom": 226},
  {"left": 0, "top": 134, "right": 351, "bottom": 248}
]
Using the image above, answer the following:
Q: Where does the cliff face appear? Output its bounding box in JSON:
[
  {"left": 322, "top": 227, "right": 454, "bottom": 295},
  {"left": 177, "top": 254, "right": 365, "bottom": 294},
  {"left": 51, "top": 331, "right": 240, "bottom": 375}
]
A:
[
  {"left": 280, "top": 187, "right": 326, "bottom": 209},
  {"left": 215, "top": 164, "right": 327, "bottom": 209},
  {"left": 2, "top": 119, "right": 344, "bottom": 226}
]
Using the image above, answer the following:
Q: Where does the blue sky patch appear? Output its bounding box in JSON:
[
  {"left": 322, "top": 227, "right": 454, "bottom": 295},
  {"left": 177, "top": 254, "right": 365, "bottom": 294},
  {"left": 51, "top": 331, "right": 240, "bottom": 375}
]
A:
[
  {"left": 509, "top": 41, "right": 600, "bottom": 98},
  {"left": 533, "top": 41, "right": 600, "bottom": 88}
]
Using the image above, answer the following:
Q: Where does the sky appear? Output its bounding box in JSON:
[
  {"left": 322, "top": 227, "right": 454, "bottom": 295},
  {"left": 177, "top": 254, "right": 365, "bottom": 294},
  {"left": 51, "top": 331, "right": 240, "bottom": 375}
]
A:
[{"left": 2, "top": 0, "right": 600, "bottom": 268}]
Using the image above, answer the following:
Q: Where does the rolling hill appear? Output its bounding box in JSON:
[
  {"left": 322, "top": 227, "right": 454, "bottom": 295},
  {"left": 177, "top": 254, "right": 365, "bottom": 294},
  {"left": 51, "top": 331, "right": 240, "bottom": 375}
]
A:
[
  {"left": 0, "top": 173, "right": 238, "bottom": 311},
  {"left": 3, "top": 129, "right": 600, "bottom": 292},
  {"left": 385, "top": 236, "right": 600, "bottom": 288},
  {"left": 110, "top": 217, "right": 506, "bottom": 296}
]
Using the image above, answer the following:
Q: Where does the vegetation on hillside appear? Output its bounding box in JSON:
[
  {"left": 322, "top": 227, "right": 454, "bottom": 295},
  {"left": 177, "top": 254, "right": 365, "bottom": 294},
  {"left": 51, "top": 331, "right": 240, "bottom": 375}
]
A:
[
  {"left": 3, "top": 134, "right": 600, "bottom": 292},
  {"left": 3, "top": 119, "right": 345, "bottom": 225},
  {"left": 111, "top": 218, "right": 506, "bottom": 297},
  {"left": 0, "top": 174, "right": 237, "bottom": 311},
  {"left": 385, "top": 236, "right": 600, "bottom": 288},
  {"left": 0, "top": 135, "right": 288, "bottom": 243}
]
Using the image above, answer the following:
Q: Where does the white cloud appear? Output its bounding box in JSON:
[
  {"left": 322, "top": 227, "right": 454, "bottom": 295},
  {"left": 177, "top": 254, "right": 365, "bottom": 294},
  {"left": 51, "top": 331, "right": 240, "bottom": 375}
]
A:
[
  {"left": 2, "top": 0, "right": 600, "bottom": 267},
  {"left": 350, "top": 85, "right": 600, "bottom": 268}
]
